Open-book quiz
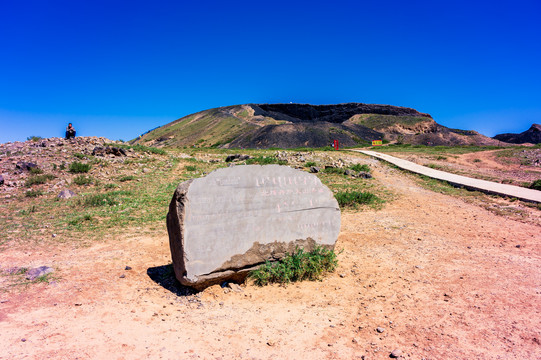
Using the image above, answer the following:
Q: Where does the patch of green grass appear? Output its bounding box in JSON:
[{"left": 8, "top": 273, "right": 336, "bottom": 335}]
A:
[
  {"left": 245, "top": 156, "right": 288, "bottom": 165},
  {"left": 118, "top": 175, "right": 136, "bottom": 182},
  {"left": 78, "top": 193, "right": 120, "bottom": 207},
  {"left": 426, "top": 163, "right": 444, "bottom": 170},
  {"left": 74, "top": 153, "right": 86, "bottom": 159},
  {"left": 68, "top": 214, "right": 94, "bottom": 227},
  {"left": 529, "top": 179, "right": 541, "bottom": 191},
  {"left": 305, "top": 161, "right": 317, "bottom": 167},
  {"left": 323, "top": 167, "right": 345, "bottom": 175},
  {"left": 104, "top": 183, "right": 119, "bottom": 189},
  {"left": 249, "top": 246, "right": 338, "bottom": 286},
  {"left": 349, "top": 163, "right": 370, "bottom": 172},
  {"left": 29, "top": 167, "right": 44, "bottom": 174},
  {"left": 26, "top": 174, "right": 56, "bottom": 186},
  {"left": 436, "top": 155, "right": 447, "bottom": 160},
  {"left": 185, "top": 165, "right": 197, "bottom": 172},
  {"left": 334, "top": 190, "right": 379, "bottom": 208},
  {"left": 73, "top": 175, "right": 93, "bottom": 185},
  {"left": 69, "top": 162, "right": 91, "bottom": 173},
  {"left": 25, "top": 189, "right": 44, "bottom": 198}
]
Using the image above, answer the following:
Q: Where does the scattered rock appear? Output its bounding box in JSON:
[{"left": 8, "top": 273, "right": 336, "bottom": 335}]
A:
[
  {"left": 309, "top": 166, "right": 320, "bottom": 173},
  {"left": 358, "top": 171, "right": 372, "bottom": 179},
  {"left": 92, "top": 146, "right": 127, "bottom": 157},
  {"left": 225, "top": 154, "right": 240, "bottom": 162},
  {"left": 390, "top": 349, "right": 402, "bottom": 358},
  {"left": 58, "top": 189, "right": 76, "bottom": 199},
  {"left": 344, "top": 169, "right": 354, "bottom": 176},
  {"left": 16, "top": 161, "right": 38, "bottom": 171},
  {"left": 25, "top": 266, "right": 53, "bottom": 281},
  {"left": 119, "top": 274, "right": 126, "bottom": 278},
  {"left": 376, "top": 327, "right": 385, "bottom": 333},
  {"left": 227, "top": 283, "right": 243, "bottom": 293},
  {"left": 0, "top": 174, "right": 4, "bottom": 185},
  {"left": 225, "top": 154, "right": 251, "bottom": 162},
  {"left": 125, "top": 266, "right": 132, "bottom": 270}
]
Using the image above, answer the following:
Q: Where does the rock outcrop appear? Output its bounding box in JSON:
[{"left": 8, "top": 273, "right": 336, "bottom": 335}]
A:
[
  {"left": 493, "top": 124, "right": 541, "bottom": 144},
  {"left": 166, "top": 165, "right": 341, "bottom": 290}
]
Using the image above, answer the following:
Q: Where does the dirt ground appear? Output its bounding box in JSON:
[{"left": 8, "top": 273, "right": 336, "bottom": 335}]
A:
[
  {"left": 1, "top": 154, "right": 540, "bottom": 360},
  {"left": 388, "top": 148, "right": 541, "bottom": 185}
]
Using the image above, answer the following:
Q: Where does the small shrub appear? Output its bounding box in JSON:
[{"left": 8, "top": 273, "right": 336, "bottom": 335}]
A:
[
  {"left": 426, "top": 163, "right": 443, "bottom": 170},
  {"left": 118, "top": 175, "right": 136, "bottom": 182},
  {"left": 52, "top": 164, "right": 57, "bottom": 171},
  {"left": 69, "top": 162, "right": 91, "bottom": 173},
  {"left": 27, "top": 136, "right": 43, "bottom": 142},
  {"left": 73, "top": 175, "right": 93, "bottom": 185},
  {"left": 185, "top": 165, "right": 197, "bottom": 172},
  {"left": 323, "top": 167, "right": 345, "bottom": 175},
  {"left": 29, "top": 167, "right": 44, "bottom": 174},
  {"left": 249, "top": 246, "right": 338, "bottom": 286},
  {"left": 25, "top": 189, "right": 43, "bottom": 197},
  {"left": 436, "top": 156, "right": 447, "bottom": 160},
  {"left": 68, "top": 214, "right": 94, "bottom": 226},
  {"left": 529, "top": 179, "right": 541, "bottom": 191},
  {"left": 349, "top": 164, "right": 370, "bottom": 172},
  {"left": 104, "top": 183, "right": 119, "bottom": 189},
  {"left": 74, "top": 153, "right": 85, "bottom": 159},
  {"left": 245, "top": 156, "right": 288, "bottom": 165},
  {"left": 59, "top": 163, "right": 66, "bottom": 171},
  {"left": 473, "top": 158, "right": 482, "bottom": 163},
  {"left": 305, "top": 161, "right": 317, "bottom": 167},
  {"left": 26, "top": 174, "right": 56, "bottom": 186},
  {"left": 79, "top": 194, "right": 118, "bottom": 207},
  {"left": 334, "top": 190, "right": 378, "bottom": 208}
]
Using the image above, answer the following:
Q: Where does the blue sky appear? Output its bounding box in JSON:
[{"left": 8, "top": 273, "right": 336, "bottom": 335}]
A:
[{"left": 1, "top": 0, "right": 540, "bottom": 143}]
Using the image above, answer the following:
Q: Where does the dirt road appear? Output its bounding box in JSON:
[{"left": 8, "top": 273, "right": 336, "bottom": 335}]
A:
[{"left": 1, "top": 156, "right": 540, "bottom": 359}]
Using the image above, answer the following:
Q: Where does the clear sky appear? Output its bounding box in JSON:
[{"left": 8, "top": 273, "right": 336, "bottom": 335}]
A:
[{"left": 1, "top": 0, "right": 540, "bottom": 143}]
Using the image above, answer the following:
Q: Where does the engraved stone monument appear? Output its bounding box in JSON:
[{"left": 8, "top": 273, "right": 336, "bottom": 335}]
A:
[{"left": 166, "top": 164, "right": 341, "bottom": 290}]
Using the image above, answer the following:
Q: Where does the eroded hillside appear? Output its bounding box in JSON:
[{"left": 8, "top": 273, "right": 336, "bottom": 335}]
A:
[{"left": 133, "top": 103, "right": 502, "bottom": 149}]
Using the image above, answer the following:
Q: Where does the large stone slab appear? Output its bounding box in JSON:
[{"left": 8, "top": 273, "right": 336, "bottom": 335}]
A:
[{"left": 166, "top": 164, "right": 341, "bottom": 290}]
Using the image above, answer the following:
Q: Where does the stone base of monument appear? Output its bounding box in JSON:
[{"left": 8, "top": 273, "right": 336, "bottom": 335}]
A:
[{"left": 166, "top": 165, "right": 341, "bottom": 290}]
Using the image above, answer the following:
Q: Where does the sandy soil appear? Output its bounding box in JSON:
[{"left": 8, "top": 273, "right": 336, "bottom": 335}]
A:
[{"left": 1, "top": 156, "right": 540, "bottom": 359}]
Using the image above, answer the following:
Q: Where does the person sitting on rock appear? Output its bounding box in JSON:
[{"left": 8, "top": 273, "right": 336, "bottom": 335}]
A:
[{"left": 65, "top": 123, "right": 76, "bottom": 139}]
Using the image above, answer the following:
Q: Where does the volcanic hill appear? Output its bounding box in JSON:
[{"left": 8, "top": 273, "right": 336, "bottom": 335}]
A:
[
  {"left": 133, "top": 103, "right": 500, "bottom": 148},
  {"left": 493, "top": 124, "right": 541, "bottom": 144}
]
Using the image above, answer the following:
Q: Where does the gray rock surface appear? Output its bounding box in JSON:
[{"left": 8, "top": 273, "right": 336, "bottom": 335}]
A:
[
  {"left": 167, "top": 165, "right": 341, "bottom": 290},
  {"left": 58, "top": 189, "right": 76, "bottom": 199},
  {"left": 26, "top": 266, "right": 53, "bottom": 280}
]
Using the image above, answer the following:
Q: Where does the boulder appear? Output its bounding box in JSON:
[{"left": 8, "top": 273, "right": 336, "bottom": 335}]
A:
[
  {"left": 58, "top": 189, "right": 76, "bottom": 199},
  {"left": 167, "top": 165, "right": 341, "bottom": 290},
  {"left": 0, "top": 174, "right": 4, "bottom": 185},
  {"left": 358, "top": 171, "right": 372, "bottom": 179},
  {"left": 15, "top": 161, "right": 38, "bottom": 171},
  {"left": 26, "top": 266, "right": 53, "bottom": 281}
]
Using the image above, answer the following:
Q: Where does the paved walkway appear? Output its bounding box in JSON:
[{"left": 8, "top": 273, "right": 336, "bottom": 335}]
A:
[{"left": 352, "top": 150, "right": 541, "bottom": 203}]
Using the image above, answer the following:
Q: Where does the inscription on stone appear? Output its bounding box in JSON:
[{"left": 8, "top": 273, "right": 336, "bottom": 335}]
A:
[{"left": 166, "top": 164, "right": 341, "bottom": 289}]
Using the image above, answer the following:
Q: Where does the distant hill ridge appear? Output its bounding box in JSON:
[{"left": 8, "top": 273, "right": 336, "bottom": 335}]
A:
[
  {"left": 133, "top": 103, "right": 501, "bottom": 148},
  {"left": 493, "top": 124, "right": 541, "bottom": 144}
]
